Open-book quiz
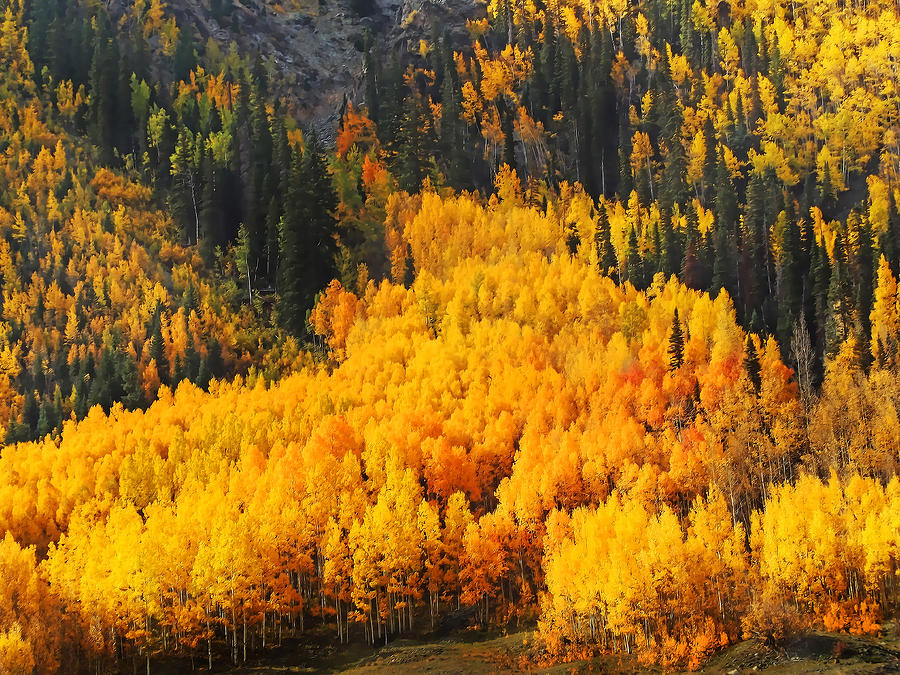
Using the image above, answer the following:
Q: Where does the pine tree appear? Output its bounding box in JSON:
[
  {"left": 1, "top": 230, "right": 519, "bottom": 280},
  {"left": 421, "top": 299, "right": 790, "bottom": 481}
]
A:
[
  {"left": 825, "top": 231, "right": 853, "bottom": 359},
  {"left": 199, "top": 148, "right": 223, "bottom": 257},
  {"left": 364, "top": 43, "right": 380, "bottom": 125},
  {"left": 35, "top": 400, "right": 50, "bottom": 438},
  {"left": 149, "top": 304, "right": 169, "bottom": 385},
  {"left": 245, "top": 74, "right": 274, "bottom": 279},
  {"left": 854, "top": 216, "right": 874, "bottom": 370},
  {"left": 711, "top": 149, "right": 739, "bottom": 300},
  {"left": 810, "top": 237, "right": 831, "bottom": 365},
  {"left": 682, "top": 203, "right": 706, "bottom": 290},
  {"left": 668, "top": 309, "right": 685, "bottom": 371},
  {"left": 660, "top": 212, "right": 681, "bottom": 278},
  {"left": 626, "top": 226, "right": 645, "bottom": 290},
  {"left": 617, "top": 110, "right": 633, "bottom": 200},
  {"left": 170, "top": 129, "right": 200, "bottom": 245},
  {"left": 173, "top": 26, "right": 196, "bottom": 83},
  {"left": 52, "top": 386, "right": 64, "bottom": 436},
  {"left": 23, "top": 390, "right": 39, "bottom": 435},
  {"left": 403, "top": 244, "right": 415, "bottom": 288},
  {"left": 88, "top": 15, "right": 118, "bottom": 159},
  {"left": 439, "top": 54, "right": 465, "bottom": 187},
  {"left": 595, "top": 205, "right": 617, "bottom": 277},
  {"left": 775, "top": 210, "right": 801, "bottom": 350},
  {"left": 701, "top": 116, "right": 717, "bottom": 207},
  {"left": 278, "top": 139, "right": 339, "bottom": 337},
  {"left": 657, "top": 61, "right": 688, "bottom": 217},
  {"left": 820, "top": 163, "right": 836, "bottom": 218},
  {"left": 741, "top": 173, "right": 765, "bottom": 317},
  {"left": 396, "top": 79, "right": 431, "bottom": 191},
  {"left": 744, "top": 335, "right": 761, "bottom": 391}
]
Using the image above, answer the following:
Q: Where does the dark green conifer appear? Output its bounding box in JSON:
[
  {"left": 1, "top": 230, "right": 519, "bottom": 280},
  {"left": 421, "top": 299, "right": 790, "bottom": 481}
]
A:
[{"left": 668, "top": 309, "right": 685, "bottom": 371}]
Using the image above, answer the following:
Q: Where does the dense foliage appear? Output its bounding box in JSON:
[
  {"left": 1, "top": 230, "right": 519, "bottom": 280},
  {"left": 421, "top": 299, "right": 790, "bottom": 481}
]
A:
[
  {"left": 366, "top": 0, "right": 900, "bottom": 378},
  {"left": 0, "top": 0, "right": 349, "bottom": 442},
  {"left": 0, "top": 0, "right": 284, "bottom": 444},
  {"left": 0, "top": 0, "right": 899, "bottom": 671},
  {"left": 1, "top": 174, "right": 899, "bottom": 671}
]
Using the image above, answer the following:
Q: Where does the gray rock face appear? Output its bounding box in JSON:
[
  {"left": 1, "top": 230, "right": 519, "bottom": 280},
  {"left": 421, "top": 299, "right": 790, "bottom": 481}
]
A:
[{"left": 131, "top": 0, "right": 479, "bottom": 139}]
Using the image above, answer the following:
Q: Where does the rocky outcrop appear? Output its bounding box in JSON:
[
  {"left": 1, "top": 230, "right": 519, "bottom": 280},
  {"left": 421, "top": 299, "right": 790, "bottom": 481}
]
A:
[{"left": 147, "top": 0, "right": 480, "bottom": 138}]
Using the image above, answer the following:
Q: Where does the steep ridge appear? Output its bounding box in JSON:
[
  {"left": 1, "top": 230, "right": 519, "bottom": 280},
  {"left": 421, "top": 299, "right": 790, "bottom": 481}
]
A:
[{"left": 108, "top": 0, "right": 480, "bottom": 131}]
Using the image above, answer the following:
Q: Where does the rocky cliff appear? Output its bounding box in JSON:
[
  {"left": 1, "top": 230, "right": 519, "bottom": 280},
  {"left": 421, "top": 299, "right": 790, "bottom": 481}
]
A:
[{"left": 148, "top": 0, "right": 480, "bottom": 138}]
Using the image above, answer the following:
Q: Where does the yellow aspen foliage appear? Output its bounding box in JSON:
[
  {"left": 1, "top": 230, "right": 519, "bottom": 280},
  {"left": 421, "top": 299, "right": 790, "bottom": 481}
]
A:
[{"left": 870, "top": 255, "right": 900, "bottom": 368}]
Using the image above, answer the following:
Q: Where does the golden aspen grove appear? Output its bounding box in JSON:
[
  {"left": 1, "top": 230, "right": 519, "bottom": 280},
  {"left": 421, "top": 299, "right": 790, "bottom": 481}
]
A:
[{"left": 0, "top": 0, "right": 900, "bottom": 670}]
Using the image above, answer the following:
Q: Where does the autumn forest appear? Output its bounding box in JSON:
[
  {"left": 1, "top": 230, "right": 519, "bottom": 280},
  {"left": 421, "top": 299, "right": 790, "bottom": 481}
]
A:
[{"left": 0, "top": 0, "right": 899, "bottom": 671}]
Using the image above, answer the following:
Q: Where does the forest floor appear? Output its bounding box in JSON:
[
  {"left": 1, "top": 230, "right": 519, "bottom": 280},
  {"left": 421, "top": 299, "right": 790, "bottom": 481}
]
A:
[{"left": 197, "top": 622, "right": 900, "bottom": 674}]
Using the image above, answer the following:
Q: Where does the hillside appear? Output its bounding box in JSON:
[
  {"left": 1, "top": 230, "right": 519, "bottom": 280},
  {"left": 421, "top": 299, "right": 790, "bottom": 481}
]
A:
[
  {"left": 1, "top": 0, "right": 900, "bottom": 672},
  {"left": 107, "top": 0, "right": 480, "bottom": 129},
  {"left": 0, "top": 177, "right": 898, "bottom": 673},
  {"left": 0, "top": 0, "right": 290, "bottom": 443}
]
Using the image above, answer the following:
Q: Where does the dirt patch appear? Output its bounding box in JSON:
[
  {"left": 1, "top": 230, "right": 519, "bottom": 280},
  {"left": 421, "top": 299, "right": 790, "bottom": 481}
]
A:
[
  {"left": 150, "top": 625, "right": 900, "bottom": 673},
  {"left": 701, "top": 629, "right": 900, "bottom": 674}
]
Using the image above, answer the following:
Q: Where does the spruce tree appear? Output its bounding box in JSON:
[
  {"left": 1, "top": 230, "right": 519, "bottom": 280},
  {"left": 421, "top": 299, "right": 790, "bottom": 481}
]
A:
[
  {"left": 396, "top": 86, "right": 430, "bottom": 192},
  {"left": 775, "top": 210, "right": 801, "bottom": 349},
  {"left": 149, "top": 304, "right": 169, "bottom": 385},
  {"left": 278, "top": 139, "right": 339, "bottom": 337},
  {"left": 701, "top": 116, "right": 717, "bottom": 207},
  {"left": 88, "top": 16, "right": 118, "bottom": 159},
  {"left": 744, "top": 335, "right": 761, "bottom": 391},
  {"left": 440, "top": 55, "right": 465, "bottom": 187},
  {"left": 403, "top": 244, "right": 415, "bottom": 288},
  {"left": 825, "top": 231, "right": 853, "bottom": 358},
  {"left": 199, "top": 148, "right": 223, "bottom": 258},
  {"left": 682, "top": 203, "right": 706, "bottom": 290},
  {"left": 626, "top": 226, "right": 645, "bottom": 290},
  {"left": 854, "top": 216, "right": 874, "bottom": 370},
  {"left": 810, "top": 237, "right": 831, "bottom": 363},
  {"left": 595, "top": 205, "right": 617, "bottom": 277},
  {"left": 668, "top": 309, "right": 685, "bottom": 371},
  {"left": 617, "top": 111, "right": 633, "bottom": 199},
  {"left": 711, "top": 149, "right": 739, "bottom": 300},
  {"left": 173, "top": 26, "right": 196, "bottom": 82}
]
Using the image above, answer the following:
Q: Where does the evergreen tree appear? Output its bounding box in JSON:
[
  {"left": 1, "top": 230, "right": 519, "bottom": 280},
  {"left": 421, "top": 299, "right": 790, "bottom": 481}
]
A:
[
  {"left": 199, "top": 148, "right": 223, "bottom": 257},
  {"left": 23, "top": 390, "right": 39, "bottom": 435},
  {"left": 682, "top": 203, "right": 706, "bottom": 290},
  {"left": 88, "top": 15, "right": 118, "bottom": 159},
  {"left": 854, "top": 216, "right": 874, "bottom": 370},
  {"left": 744, "top": 335, "right": 761, "bottom": 391},
  {"left": 879, "top": 192, "right": 900, "bottom": 273},
  {"left": 825, "top": 231, "right": 853, "bottom": 358},
  {"left": 245, "top": 75, "right": 274, "bottom": 279},
  {"left": 625, "top": 226, "right": 644, "bottom": 290},
  {"left": 149, "top": 304, "right": 169, "bottom": 385},
  {"left": 439, "top": 53, "right": 465, "bottom": 187},
  {"left": 595, "top": 205, "right": 617, "bottom": 276},
  {"left": 701, "top": 116, "right": 717, "bottom": 207},
  {"left": 662, "top": 214, "right": 683, "bottom": 278},
  {"left": 173, "top": 27, "right": 196, "bottom": 83},
  {"left": 775, "top": 210, "right": 801, "bottom": 349},
  {"left": 278, "top": 139, "right": 339, "bottom": 337},
  {"left": 617, "top": 110, "right": 633, "bottom": 199},
  {"left": 52, "top": 386, "right": 64, "bottom": 436},
  {"left": 809, "top": 240, "right": 830, "bottom": 373},
  {"left": 396, "top": 84, "right": 431, "bottom": 192},
  {"left": 403, "top": 244, "right": 415, "bottom": 288},
  {"left": 170, "top": 130, "right": 200, "bottom": 244},
  {"left": 711, "top": 150, "right": 739, "bottom": 300},
  {"left": 668, "top": 309, "right": 685, "bottom": 371},
  {"left": 364, "top": 43, "right": 380, "bottom": 125},
  {"left": 741, "top": 172, "right": 772, "bottom": 322}
]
